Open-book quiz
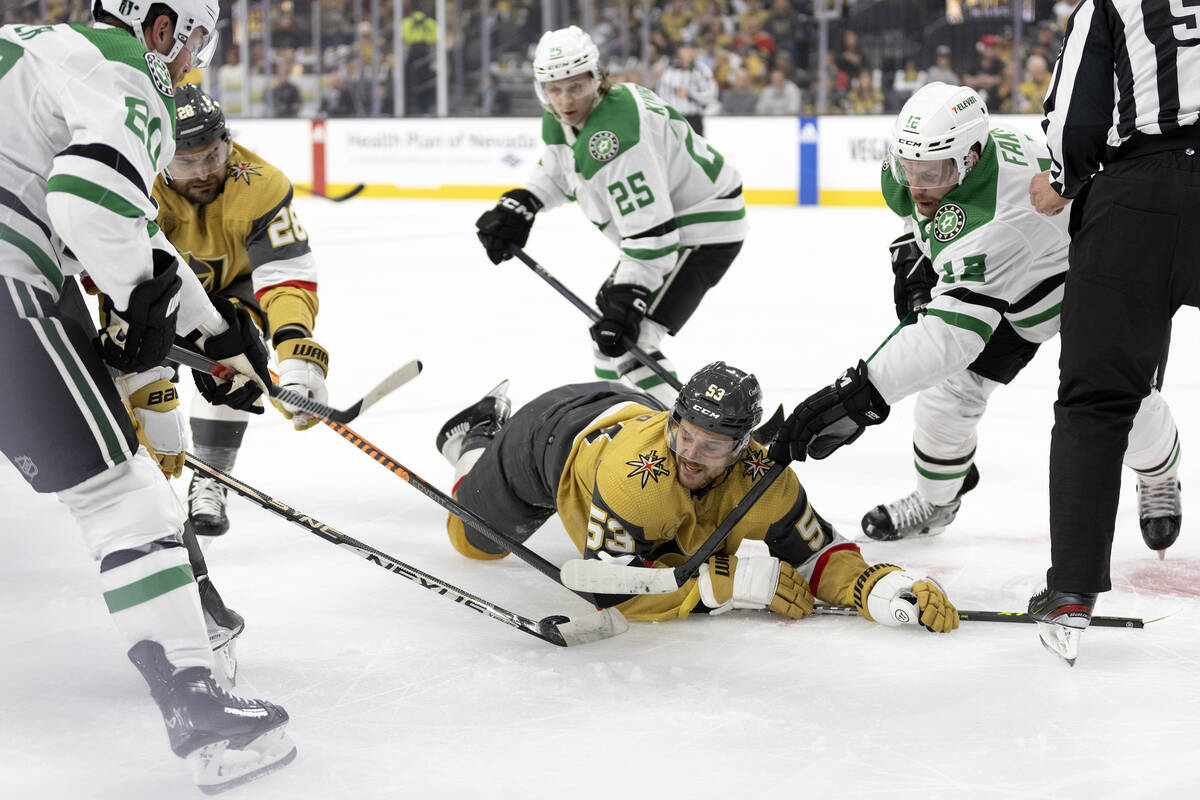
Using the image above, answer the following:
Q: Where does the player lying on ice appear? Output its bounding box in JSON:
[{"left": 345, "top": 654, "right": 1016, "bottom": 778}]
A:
[{"left": 433, "top": 361, "right": 958, "bottom": 632}]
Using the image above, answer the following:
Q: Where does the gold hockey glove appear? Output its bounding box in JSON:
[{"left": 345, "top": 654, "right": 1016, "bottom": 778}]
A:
[
  {"left": 853, "top": 563, "right": 959, "bottom": 633},
  {"left": 272, "top": 337, "right": 330, "bottom": 430},
  {"left": 698, "top": 554, "right": 814, "bottom": 620},
  {"left": 125, "top": 369, "right": 187, "bottom": 478}
]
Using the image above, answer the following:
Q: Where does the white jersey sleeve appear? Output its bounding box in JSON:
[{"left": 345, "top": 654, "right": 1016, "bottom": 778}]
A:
[{"left": 867, "top": 126, "right": 1071, "bottom": 403}]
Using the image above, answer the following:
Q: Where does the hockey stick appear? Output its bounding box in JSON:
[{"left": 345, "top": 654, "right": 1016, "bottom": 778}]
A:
[
  {"left": 320, "top": 418, "right": 624, "bottom": 612},
  {"left": 295, "top": 183, "right": 366, "bottom": 202},
  {"left": 169, "top": 344, "right": 421, "bottom": 424},
  {"left": 507, "top": 246, "right": 684, "bottom": 392},
  {"left": 182, "top": 454, "right": 626, "bottom": 646},
  {"left": 561, "top": 461, "right": 792, "bottom": 595},
  {"left": 809, "top": 604, "right": 1149, "bottom": 629}
]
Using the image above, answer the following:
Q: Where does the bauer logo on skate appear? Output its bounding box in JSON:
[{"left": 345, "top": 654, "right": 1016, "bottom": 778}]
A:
[{"left": 588, "top": 131, "right": 619, "bottom": 162}]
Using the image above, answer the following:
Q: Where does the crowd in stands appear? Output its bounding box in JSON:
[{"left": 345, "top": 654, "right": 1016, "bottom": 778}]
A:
[{"left": 3, "top": 0, "right": 1076, "bottom": 118}]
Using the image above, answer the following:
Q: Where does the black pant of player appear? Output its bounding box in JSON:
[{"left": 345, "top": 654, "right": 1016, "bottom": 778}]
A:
[
  {"left": 1048, "top": 148, "right": 1200, "bottom": 593},
  {"left": 635, "top": 239, "right": 742, "bottom": 335},
  {"left": 452, "top": 382, "right": 656, "bottom": 556}
]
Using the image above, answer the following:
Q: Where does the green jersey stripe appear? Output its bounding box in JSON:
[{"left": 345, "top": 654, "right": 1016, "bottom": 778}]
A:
[
  {"left": 1010, "top": 302, "right": 1062, "bottom": 328},
  {"left": 46, "top": 174, "right": 144, "bottom": 219},
  {"left": 915, "top": 462, "right": 975, "bottom": 481},
  {"left": 676, "top": 208, "right": 746, "bottom": 227},
  {"left": 103, "top": 564, "right": 195, "bottom": 613},
  {"left": 0, "top": 221, "right": 64, "bottom": 292},
  {"left": 622, "top": 243, "right": 679, "bottom": 260},
  {"left": 925, "top": 308, "right": 994, "bottom": 342},
  {"left": 594, "top": 367, "right": 621, "bottom": 380}
]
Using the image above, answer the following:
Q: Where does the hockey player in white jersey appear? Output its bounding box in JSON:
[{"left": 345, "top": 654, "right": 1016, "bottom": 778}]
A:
[
  {"left": 768, "top": 83, "right": 1182, "bottom": 549},
  {"left": 474, "top": 25, "right": 746, "bottom": 406},
  {"left": 0, "top": 1, "right": 296, "bottom": 792}
]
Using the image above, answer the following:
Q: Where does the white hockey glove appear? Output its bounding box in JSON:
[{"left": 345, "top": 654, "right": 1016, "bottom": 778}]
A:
[
  {"left": 272, "top": 336, "right": 330, "bottom": 430},
  {"left": 697, "top": 555, "right": 813, "bottom": 620},
  {"left": 118, "top": 366, "right": 188, "bottom": 478},
  {"left": 852, "top": 563, "right": 959, "bottom": 633}
]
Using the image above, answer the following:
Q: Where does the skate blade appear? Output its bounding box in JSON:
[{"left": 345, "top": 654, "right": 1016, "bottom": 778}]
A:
[
  {"left": 1036, "top": 621, "right": 1080, "bottom": 667},
  {"left": 191, "top": 727, "right": 297, "bottom": 795}
]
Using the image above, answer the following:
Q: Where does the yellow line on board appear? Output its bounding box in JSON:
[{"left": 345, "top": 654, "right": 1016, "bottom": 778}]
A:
[
  {"left": 301, "top": 184, "right": 803, "bottom": 206},
  {"left": 819, "top": 189, "right": 887, "bottom": 207}
]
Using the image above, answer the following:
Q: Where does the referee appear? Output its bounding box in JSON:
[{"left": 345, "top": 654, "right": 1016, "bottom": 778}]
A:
[
  {"left": 655, "top": 39, "right": 718, "bottom": 136},
  {"left": 1028, "top": 0, "right": 1200, "bottom": 664}
]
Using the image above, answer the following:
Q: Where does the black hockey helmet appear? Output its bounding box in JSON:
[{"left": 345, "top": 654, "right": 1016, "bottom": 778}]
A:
[
  {"left": 174, "top": 84, "right": 228, "bottom": 151},
  {"left": 668, "top": 361, "right": 763, "bottom": 466}
]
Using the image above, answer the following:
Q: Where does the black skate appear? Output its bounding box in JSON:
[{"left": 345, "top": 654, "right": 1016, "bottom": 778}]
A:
[
  {"left": 435, "top": 380, "right": 511, "bottom": 465},
  {"left": 188, "top": 473, "right": 230, "bottom": 537},
  {"left": 862, "top": 464, "right": 980, "bottom": 541},
  {"left": 1028, "top": 587, "right": 1097, "bottom": 667},
  {"left": 1137, "top": 476, "right": 1182, "bottom": 557},
  {"left": 198, "top": 577, "right": 245, "bottom": 688},
  {"left": 129, "top": 640, "right": 296, "bottom": 794}
]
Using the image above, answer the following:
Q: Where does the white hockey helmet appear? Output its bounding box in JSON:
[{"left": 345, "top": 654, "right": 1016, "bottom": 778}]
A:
[
  {"left": 888, "top": 82, "right": 990, "bottom": 190},
  {"left": 532, "top": 25, "right": 601, "bottom": 108},
  {"left": 93, "top": 0, "right": 220, "bottom": 68}
]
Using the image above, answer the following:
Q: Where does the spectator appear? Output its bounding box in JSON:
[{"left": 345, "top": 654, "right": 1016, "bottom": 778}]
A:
[
  {"left": 841, "top": 68, "right": 884, "bottom": 114},
  {"left": 271, "top": 55, "right": 302, "bottom": 118},
  {"left": 658, "top": 0, "right": 693, "bottom": 46},
  {"left": 763, "top": 0, "right": 797, "bottom": 61},
  {"left": 756, "top": 68, "right": 801, "bottom": 115},
  {"left": 721, "top": 67, "right": 760, "bottom": 114},
  {"left": 964, "top": 33, "right": 1007, "bottom": 102},
  {"left": 402, "top": 0, "right": 438, "bottom": 114},
  {"left": 320, "top": 71, "right": 357, "bottom": 117},
  {"left": 926, "top": 44, "right": 959, "bottom": 85},
  {"left": 1019, "top": 54, "right": 1052, "bottom": 113},
  {"left": 836, "top": 29, "right": 864, "bottom": 79},
  {"left": 656, "top": 39, "right": 719, "bottom": 134},
  {"left": 733, "top": 16, "right": 775, "bottom": 56},
  {"left": 892, "top": 57, "right": 927, "bottom": 105}
]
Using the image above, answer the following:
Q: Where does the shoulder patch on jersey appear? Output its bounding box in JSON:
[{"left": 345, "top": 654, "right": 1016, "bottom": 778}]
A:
[
  {"left": 625, "top": 449, "right": 670, "bottom": 489},
  {"left": 588, "top": 130, "right": 620, "bottom": 162},
  {"left": 228, "top": 161, "right": 263, "bottom": 185},
  {"left": 144, "top": 52, "right": 174, "bottom": 98},
  {"left": 740, "top": 448, "right": 773, "bottom": 481},
  {"left": 932, "top": 202, "right": 966, "bottom": 242}
]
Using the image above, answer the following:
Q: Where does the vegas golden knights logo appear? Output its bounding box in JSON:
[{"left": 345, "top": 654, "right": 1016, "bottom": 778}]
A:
[{"left": 180, "top": 252, "right": 227, "bottom": 292}]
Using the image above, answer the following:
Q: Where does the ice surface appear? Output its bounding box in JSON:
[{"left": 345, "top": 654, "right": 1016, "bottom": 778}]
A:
[{"left": 2, "top": 199, "right": 1197, "bottom": 799}]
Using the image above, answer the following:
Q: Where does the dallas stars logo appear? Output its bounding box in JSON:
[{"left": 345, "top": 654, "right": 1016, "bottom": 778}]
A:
[
  {"left": 626, "top": 450, "right": 669, "bottom": 489},
  {"left": 228, "top": 162, "right": 262, "bottom": 185},
  {"left": 741, "top": 448, "right": 772, "bottom": 480}
]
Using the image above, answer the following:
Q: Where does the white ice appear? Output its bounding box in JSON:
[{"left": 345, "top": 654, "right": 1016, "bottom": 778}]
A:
[{"left": 2, "top": 198, "right": 1198, "bottom": 799}]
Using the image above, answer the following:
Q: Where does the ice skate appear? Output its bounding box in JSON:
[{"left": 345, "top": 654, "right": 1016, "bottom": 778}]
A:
[
  {"left": 1028, "top": 588, "right": 1097, "bottom": 667},
  {"left": 1137, "top": 476, "right": 1181, "bottom": 558},
  {"left": 436, "top": 380, "right": 511, "bottom": 465},
  {"left": 129, "top": 640, "right": 296, "bottom": 794},
  {"left": 862, "top": 463, "right": 979, "bottom": 541},
  {"left": 198, "top": 577, "right": 244, "bottom": 688},
  {"left": 187, "top": 473, "right": 230, "bottom": 537}
]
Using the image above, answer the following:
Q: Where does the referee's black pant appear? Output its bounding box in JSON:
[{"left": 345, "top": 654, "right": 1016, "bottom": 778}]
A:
[{"left": 1049, "top": 148, "right": 1200, "bottom": 592}]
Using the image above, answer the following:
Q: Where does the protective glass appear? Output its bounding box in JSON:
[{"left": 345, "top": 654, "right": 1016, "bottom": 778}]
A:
[
  {"left": 189, "top": 27, "right": 219, "bottom": 70},
  {"left": 888, "top": 153, "right": 960, "bottom": 190},
  {"left": 166, "top": 137, "right": 230, "bottom": 179},
  {"left": 666, "top": 415, "right": 746, "bottom": 468},
  {"left": 535, "top": 74, "right": 598, "bottom": 108}
]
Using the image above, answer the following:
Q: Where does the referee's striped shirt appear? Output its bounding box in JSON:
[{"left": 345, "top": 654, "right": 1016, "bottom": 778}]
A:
[
  {"left": 655, "top": 60, "right": 718, "bottom": 117},
  {"left": 1042, "top": 0, "right": 1200, "bottom": 198}
]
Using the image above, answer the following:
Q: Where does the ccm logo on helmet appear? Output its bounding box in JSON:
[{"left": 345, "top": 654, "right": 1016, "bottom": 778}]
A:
[{"left": 689, "top": 403, "right": 720, "bottom": 418}]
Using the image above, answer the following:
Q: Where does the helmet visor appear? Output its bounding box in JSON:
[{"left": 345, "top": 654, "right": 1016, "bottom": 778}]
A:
[
  {"left": 166, "top": 137, "right": 230, "bottom": 179},
  {"left": 888, "top": 153, "right": 960, "bottom": 190},
  {"left": 667, "top": 415, "right": 746, "bottom": 468},
  {"left": 189, "top": 27, "right": 219, "bottom": 70}
]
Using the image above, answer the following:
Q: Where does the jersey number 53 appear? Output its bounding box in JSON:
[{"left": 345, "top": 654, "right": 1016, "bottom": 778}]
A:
[{"left": 586, "top": 504, "right": 634, "bottom": 554}]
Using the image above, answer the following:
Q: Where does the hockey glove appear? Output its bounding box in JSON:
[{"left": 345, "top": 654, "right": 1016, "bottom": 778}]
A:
[
  {"left": 189, "top": 296, "right": 272, "bottom": 413},
  {"left": 889, "top": 232, "right": 936, "bottom": 320},
  {"left": 271, "top": 335, "right": 330, "bottom": 431},
  {"left": 769, "top": 360, "right": 889, "bottom": 463},
  {"left": 121, "top": 367, "right": 188, "bottom": 478},
  {"left": 98, "top": 250, "right": 182, "bottom": 373},
  {"left": 475, "top": 188, "right": 542, "bottom": 264},
  {"left": 697, "top": 555, "right": 814, "bottom": 620},
  {"left": 852, "top": 563, "right": 959, "bottom": 633},
  {"left": 591, "top": 282, "right": 651, "bottom": 358}
]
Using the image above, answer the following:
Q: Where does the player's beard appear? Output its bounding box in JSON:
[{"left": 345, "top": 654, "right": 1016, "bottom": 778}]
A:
[{"left": 174, "top": 170, "right": 228, "bottom": 206}]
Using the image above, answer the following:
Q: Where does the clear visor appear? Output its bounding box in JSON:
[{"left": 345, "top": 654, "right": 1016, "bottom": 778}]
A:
[
  {"left": 166, "top": 137, "right": 229, "bottom": 180},
  {"left": 666, "top": 415, "right": 746, "bottom": 468},
  {"left": 190, "top": 27, "right": 219, "bottom": 70},
  {"left": 534, "top": 74, "right": 599, "bottom": 109},
  {"left": 888, "top": 153, "right": 960, "bottom": 190}
]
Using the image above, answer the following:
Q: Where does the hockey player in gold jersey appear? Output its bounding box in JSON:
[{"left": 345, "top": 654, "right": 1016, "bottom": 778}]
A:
[
  {"left": 153, "top": 85, "right": 330, "bottom": 540},
  {"left": 435, "top": 362, "right": 959, "bottom": 632}
]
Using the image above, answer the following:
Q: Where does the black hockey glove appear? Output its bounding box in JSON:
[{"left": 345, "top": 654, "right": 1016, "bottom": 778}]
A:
[
  {"left": 189, "top": 296, "right": 272, "bottom": 413},
  {"left": 768, "top": 360, "right": 890, "bottom": 463},
  {"left": 475, "top": 188, "right": 542, "bottom": 264},
  {"left": 590, "top": 282, "right": 651, "bottom": 358},
  {"left": 889, "top": 233, "right": 936, "bottom": 320},
  {"left": 98, "top": 249, "right": 182, "bottom": 373}
]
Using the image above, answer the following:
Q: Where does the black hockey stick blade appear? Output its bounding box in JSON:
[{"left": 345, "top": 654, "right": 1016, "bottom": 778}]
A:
[
  {"left": 810, "top": 604, "right": 1147, "bottom": 628},
  {"left": 182, "top": 453, "right": 625, "bottom": 647},
  {"left": 296, "top": 183, "right": 366, "bottom": 202}
]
